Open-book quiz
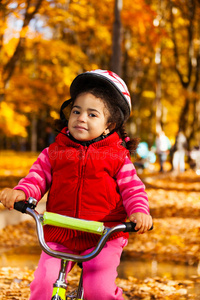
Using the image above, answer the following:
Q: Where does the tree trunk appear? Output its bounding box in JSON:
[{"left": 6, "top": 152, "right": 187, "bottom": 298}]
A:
[
  {"left": 31, "top": 115, "right": 37, "bottom": 152},
  {"left": 0, "top": 0, "right": 43, "bottom": 103},
  {"left": 111, "top": 0, "right": 122, "bottom": 76},
  {"left": 155, "top": 47, "right": 162, "bottom": 134},
  {"left": 169, "top": 0, "right": 200, "bottom": 148}
]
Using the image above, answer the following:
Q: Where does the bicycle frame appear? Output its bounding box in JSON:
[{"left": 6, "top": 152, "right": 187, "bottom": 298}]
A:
[
  {"left": 27, "top": 208, "right": 128, "bottom": 300},
  {"left": 14, "top": 198, "right": 151, "bottom": 300}
]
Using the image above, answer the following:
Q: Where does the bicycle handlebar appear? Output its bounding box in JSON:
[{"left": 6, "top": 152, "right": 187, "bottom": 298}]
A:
[
  {"left": 43, "top": 212, "right": 105, "bottom": 235},
  {"left": 14, "top": 200, "right": 29, "bottom": 213},
  {"left": 14, "top": 199, "right": 153, "bottom": 263}
]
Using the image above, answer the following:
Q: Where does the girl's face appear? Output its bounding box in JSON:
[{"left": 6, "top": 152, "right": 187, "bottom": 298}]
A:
[{"left": 68, "top": 92, "right": 111, "bottom": 141}]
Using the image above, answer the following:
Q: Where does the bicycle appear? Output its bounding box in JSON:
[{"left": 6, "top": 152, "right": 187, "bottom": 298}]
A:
[{"left": 14, "top": 197, "right": 153, "bottom": 300}]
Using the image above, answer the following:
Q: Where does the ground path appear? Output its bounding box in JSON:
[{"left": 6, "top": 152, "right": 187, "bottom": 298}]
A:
[{"left": 0, "top": 160, "right": 200, "bottom": 299}]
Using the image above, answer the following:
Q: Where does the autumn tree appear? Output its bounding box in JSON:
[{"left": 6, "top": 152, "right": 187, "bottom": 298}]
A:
[
  {"left": 169, "top": 0, "right": 200, "bottom": 148},
  {"left": 0, "top": 0, "right": 43, "bottom": 102},
  {"left": 2, "top": 0, "right": 199, "bottom": 152},
  {"left": 111, "top": 0, "right": 122, "bottom": 76},
  {"left": 121, "top": 0, "right": 160, "bottom": 142},
  {"left": 1, "top": 0, "right": 114, "bottom": 150}
]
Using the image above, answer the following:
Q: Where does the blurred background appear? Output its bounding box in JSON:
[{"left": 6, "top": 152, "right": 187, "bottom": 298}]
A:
[
  {"left": 0, "top": 2, "right": 200, "bottom": 298},
  {"left": 0, "top": 0, "right": 200, "bottom": 157}
]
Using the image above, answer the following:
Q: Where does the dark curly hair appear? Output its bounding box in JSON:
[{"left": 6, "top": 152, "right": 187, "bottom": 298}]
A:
[{"left": 55, "top": 86, "right": 139, "bottom": 154}]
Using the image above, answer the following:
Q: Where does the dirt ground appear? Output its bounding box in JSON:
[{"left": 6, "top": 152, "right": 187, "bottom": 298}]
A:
[{"left": 0, "top": 168, "right": 200, "bottom": 299}]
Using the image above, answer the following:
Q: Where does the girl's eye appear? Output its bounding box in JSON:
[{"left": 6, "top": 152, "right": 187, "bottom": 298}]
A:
[
  {"left": 72, "top": 110, "right": 80, "bottom": 114},
  {"left": 89, "top": 113, "right": 97, "bottom": 117}
]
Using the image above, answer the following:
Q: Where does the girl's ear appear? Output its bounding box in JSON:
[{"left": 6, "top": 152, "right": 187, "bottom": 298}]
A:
[{"left": 103, "top": 122, "right": 116, "bottom": 135}]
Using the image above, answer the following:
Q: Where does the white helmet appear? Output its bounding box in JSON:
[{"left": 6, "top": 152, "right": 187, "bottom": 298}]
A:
[{"left": 60, "top": 69, "right": 131, "bottom": 123}]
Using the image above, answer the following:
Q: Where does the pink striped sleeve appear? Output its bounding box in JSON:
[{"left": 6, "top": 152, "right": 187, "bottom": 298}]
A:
[
  {"left": 116, "top": 156, "right": 149, "bottom": 216},
  {"left": 13, "top": 147, "right": 52, "bottom": 201}
]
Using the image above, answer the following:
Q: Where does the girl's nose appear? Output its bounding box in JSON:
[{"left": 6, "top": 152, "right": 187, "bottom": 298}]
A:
[{"left": 77, "top": 112, "right": 87, "bottom": 122}]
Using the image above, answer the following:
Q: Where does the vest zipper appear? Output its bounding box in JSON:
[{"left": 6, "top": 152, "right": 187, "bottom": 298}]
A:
[
  {"left": 74, "top": 146, "right": 88, "bottom": 250},
  {"left": 77, "top": 146, "right": 88, "bottom": 216}
]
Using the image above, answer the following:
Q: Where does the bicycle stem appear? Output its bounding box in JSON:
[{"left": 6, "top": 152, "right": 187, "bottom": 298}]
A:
[{"left": 53, "top": 259, "right": 68, "bottom": 290}]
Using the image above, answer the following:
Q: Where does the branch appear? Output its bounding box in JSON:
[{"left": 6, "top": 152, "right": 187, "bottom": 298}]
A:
[
  {"left": 192, "top": 4, "right": 200, "bottom": 92},
  {"left": 186, "top": 0, "right": 196, "bottom": 86},
  {"left": 24, "top": 0, "right": 43, "bottom": 26},
  {"left": 169, "top": 0, "right": 186, "bottom": 87},
  {"left": 3, "top": 0, "right": 43, "bottom": 85},
  {"left": 193, "top": 52, "right": 200, "bottom": 92},
  {"left": 169, "top": 0, "right": 195, "bottom": 89}
]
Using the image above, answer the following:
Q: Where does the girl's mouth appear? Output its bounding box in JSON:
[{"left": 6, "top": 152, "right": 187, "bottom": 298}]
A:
[{"left": 74, "top": 126, "right": 88, "bottom": 131}]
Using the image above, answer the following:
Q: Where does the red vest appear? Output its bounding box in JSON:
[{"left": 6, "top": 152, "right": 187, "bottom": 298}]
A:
[{"left": 44, "top": 128, "right": 129, "bottom": 251}]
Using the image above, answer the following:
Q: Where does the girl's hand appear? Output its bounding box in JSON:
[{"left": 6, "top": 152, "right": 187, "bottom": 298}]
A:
[
  {"left": 0, "top": 188, "right": 26, "bottom": 210},
  {"left": 129, "top": 212, "right": 153, "bottom": 234}
]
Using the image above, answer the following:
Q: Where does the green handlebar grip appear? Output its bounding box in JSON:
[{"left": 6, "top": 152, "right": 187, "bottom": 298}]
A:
[{"left": 43, "top": 212, "right": 105, "bottom": 235}]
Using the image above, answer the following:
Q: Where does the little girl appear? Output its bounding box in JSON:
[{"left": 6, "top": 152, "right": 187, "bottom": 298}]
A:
[{"left": 0, "top": 69, "right": 152, "bottom": 300}]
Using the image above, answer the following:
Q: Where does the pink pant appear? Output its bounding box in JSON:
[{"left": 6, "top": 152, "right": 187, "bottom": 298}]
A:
[{"left": 29, "top": 237, "right": 127, "bottom": 300}]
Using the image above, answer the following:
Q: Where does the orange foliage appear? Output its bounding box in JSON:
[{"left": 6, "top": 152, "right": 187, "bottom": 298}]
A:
[{"left": 0, "top": 0, "right": 199, "bottom": 145}]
